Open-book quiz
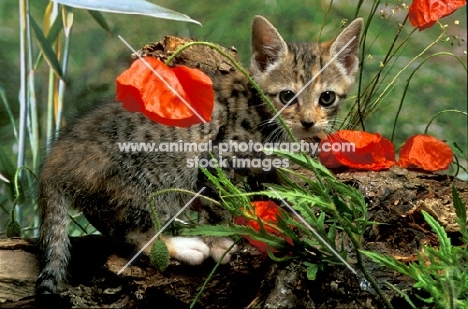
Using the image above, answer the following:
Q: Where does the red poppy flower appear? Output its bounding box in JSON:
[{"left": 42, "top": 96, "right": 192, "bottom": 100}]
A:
[
  {"left": 116, "top": 57, "right": 214, "bottom": 127},
  {"left": 398, "top": 134, "right": 453, "bottom": 171},
  {"left": 234, "top": 201, "right": 293, "bottom": 253},
  {"left": 409, "top": 0, "right": 466, "bottom": 31},
  {"left": 319, "top": 130, "right": 396, "bottom": 171}
]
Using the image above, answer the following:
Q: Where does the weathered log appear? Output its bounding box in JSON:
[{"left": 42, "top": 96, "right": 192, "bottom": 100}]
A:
[{"left": 1, "top": 166, "right": 466, "bottom": 308}]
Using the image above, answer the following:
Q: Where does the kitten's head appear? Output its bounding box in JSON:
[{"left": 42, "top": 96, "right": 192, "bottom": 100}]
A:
[{"left": 250, "top": 15, "right": 363, "bottom": 140}]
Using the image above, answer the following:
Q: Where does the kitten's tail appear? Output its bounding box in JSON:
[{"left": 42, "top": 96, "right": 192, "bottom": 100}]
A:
[{"left": 35, "top": 182, "right": 71, "bottom": 295}]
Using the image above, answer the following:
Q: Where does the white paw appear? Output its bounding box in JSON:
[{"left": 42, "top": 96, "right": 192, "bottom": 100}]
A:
[
  {"left": 210, "top": 237, "right": 238, "bottom": 264},
  {"left": 165, "top": 237, "right": 210, "bottom": 265}
]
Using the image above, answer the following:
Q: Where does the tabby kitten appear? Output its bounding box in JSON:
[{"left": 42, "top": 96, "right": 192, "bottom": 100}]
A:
[{"left": 36, "top": 15, "right": 363, "bottom": 294}]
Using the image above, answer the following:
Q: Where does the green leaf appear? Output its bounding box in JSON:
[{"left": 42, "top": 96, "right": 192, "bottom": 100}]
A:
[
  {"left": 385, "top": 282, "right": 417, "bottom": 308},
  {"left": 182, "top": 225, "right": 242, "bottom": 237},
  {"left": 34, "top": 12, "right": 62, "bottom": 70},
  {"left": 150, "top": 239, "right": 169, "bottom": 272},
  {"left": 52, "top": 0, "right": 201, "bottom": 25},
  {"left": 451, "top": 142, "right": 467, "bottom": 160},
  {"left": 333, "top": 196, "right": 353, "bottom": 215},
  {"left": 87, "top": 10, "right": 112, "bottom": 34},
  {"left": 275, "top": 212, "right": 298, "bottom": 240},
  {"left": 264, "top": 184, "right": 331, "bottom": 210},
  {"left": 304, "top": 262, "right": 319, "bottom": 280},
  {"left": 452, "top": 185, "right": 467, "bottom": 237},
  {"left": 272, "top": 149, "right": 334, "bottom": 179},
  {"left": 0, "top": 147, "right": 16, "bottom": 201},
  {"left": 183, "top": 224, "right": 290, "bottom": 250},
  {"left": 361, "top": 250, "right": 411, "bottom": 277},
  {"left": 327, "top": 224, "right": 337, "bottom": 244},
  {"left": 423, "top": 246, "right": 451, "bottom": 266},
  {"left": 266, "top": 245, "right": 294, "bottom": 262},
  {"left": 421, "top": 210, "right": 452, "bottom": 258},
  {"left": 0, "top": 86, "right": 17, "bottom": 140},
  {"left": 29, "top": 16, "right": 64, "bottom": 80},
  {"left": 199, "top": 161, "right": 250, "bottom": 212}
]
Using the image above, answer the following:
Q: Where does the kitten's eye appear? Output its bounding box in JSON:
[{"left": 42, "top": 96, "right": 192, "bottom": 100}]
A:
[
  {"left": 279, "top": 90, "right": 298, "bottom": 105},
  {"left": 319, "top": 91, "right": 336, "bottom": 107}
]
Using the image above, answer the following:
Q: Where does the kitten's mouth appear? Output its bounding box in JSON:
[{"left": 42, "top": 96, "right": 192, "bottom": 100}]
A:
[
  {"left": 292, "top": 127, "right": 327, "bottom": 140},
  {"left": 316, "top": 131, "right": 328, "bottom": 140}
]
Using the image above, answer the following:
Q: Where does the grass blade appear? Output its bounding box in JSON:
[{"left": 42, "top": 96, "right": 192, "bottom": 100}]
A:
[
  {"left": 87, "top": 10, "right": 112, "bottom": 34},
  {"left": 0, "top": 86, "right": 18, "bottom": 140},
  {"left": 29, "top": 15, "right": 64, "bottom": 80}
]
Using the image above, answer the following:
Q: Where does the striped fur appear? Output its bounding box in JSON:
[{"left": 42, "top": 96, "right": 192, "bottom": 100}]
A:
[{"left": 36, "top": 15, "right": 362, "bottom": 294}]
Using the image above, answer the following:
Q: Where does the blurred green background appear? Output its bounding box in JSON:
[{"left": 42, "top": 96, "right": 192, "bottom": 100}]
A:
[{"left": 0, "top": 1, "right": 467, "bottom": 234}]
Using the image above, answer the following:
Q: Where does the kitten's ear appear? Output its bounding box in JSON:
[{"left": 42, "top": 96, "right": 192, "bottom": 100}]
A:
[
  {"left": 330, "top": 18, "right": 363, "bottom": 76},
  {"left": 251, "top": 15, "right": 288, "bottom": 72}
]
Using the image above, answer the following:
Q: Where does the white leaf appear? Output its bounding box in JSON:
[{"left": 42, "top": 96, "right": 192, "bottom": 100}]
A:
[{"left": 52, "top": 0, "right": 201, "bottom": 25}]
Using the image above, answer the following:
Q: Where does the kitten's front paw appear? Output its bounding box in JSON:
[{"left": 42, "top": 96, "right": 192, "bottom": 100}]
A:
[
  {"left": 165, "top": 237, "right": 210, "bottom": 265},
  {"left": 209, "top": 237, "right": 238, "bottom": 264}
]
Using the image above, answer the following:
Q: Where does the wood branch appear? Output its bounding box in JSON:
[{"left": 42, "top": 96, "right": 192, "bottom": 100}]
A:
[{"left": 135, "top": 36, "right": 241, "bottom": 77}]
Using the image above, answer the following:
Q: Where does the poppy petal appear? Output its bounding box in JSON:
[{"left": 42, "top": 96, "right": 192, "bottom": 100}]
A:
[
  {"left": 234, "top": 201, "right": 293, "bottom": 253},
  {"left": 320, "top": 130, "right": 396, "bottom": 171},
  {"left": 398, "top": 134, "right": 453, "bottom": 171},
  {"left": 173, "top": 66, "right": 214, "bottom": 123},
  {"left": 116, "top": 57, "right": 214, "bottom": 127},
  {"left": 409, "top": 0, "right": 466, "bottom": 31}
]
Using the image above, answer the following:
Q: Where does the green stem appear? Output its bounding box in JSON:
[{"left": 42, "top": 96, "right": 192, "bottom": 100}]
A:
[
  {"left": 164, "top": 41, "right": 296, "bottom": 142},
  {"left": 424, "top": 110, "right": 468, "bottom": 135},
  {"left": 354, "top": 15, "right": 409, "bottom": 130},
  {"left": 148, "top": 188, "right": 221, "bottom": 207},
  {"left": 371, "top": 25, "right": 446, "bottom": 111},
  {"left": 45, "top": 2, "right": 59, "bottom": 151},
  {"left": 146, "top": 188, "right": 220, "bottom": 239},
  {"left": 46, "top": 68, "right": 56, "bottom": 151},
  {"left": 190, "top": 238, "right": 240, "bottom": 309},
  {"left": 391, "top": 52, "right": 466, "bottom": 142},
  {"left": 338, "top": 220, "right": 393, "bottom": 309},
  {"left": 332, "top": 207, "right": 391, "bottom": 308},
  {"left": 0, "top": 86, "right": 18, "bottom": 140},
  {"left": 346, "top": 16, "right": 414, "bottom": 130},
  {"left": 318, "top": 0, "right": 334, "bottom": 42},
  {"left": 148, "top": 198, "right": 161, "bottom": 233},
  {"left": 353, "top": 0, "right": 364, "bottom": 19},
  {"left": 356, "top": 0, "right": 382, "bottom": 130},
  {"left": 25, "top": 0, "right": 38, "bottom": 170},
  {"left": 55, "top": 7, "right": 73, "bottom": 137},
  {"left": 356, "top": 248, "right": 393, "bottom": 308},
  {"left": 17, "top": 0, "right": 30, "bottom": 226},
  {"left": 68, "top": 213, "right": 89, "bottom": 234},
  {"left": 55, "top": 7, "right": 73, "bottom": 139},
  {"left": 13, "top": 166, "right": 37, "bottom": 205},
  {"left": 452, "top": 153, "right": 460, "bottom": 178}
]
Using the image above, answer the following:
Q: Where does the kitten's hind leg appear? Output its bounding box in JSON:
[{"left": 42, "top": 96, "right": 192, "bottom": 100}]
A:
[
  {"left": 163, "top": 236, "right": 210, "bottom": 265},
  {"left": 126, "top": 231, "right": 237, "bottom": 265},
  {"left": 165, "top": 236, "right": 238, "bottom": 265},
  {"left": 126, "top": 230, "right": 210, "bottom": 265},
  {"left": 204, "top": 236, "right": 238, "bottom": 264}
]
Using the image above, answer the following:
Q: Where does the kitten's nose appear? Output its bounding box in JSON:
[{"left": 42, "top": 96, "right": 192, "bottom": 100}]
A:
[{"left": 301, "top": 120, "right": 314, "bottom": 129}]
